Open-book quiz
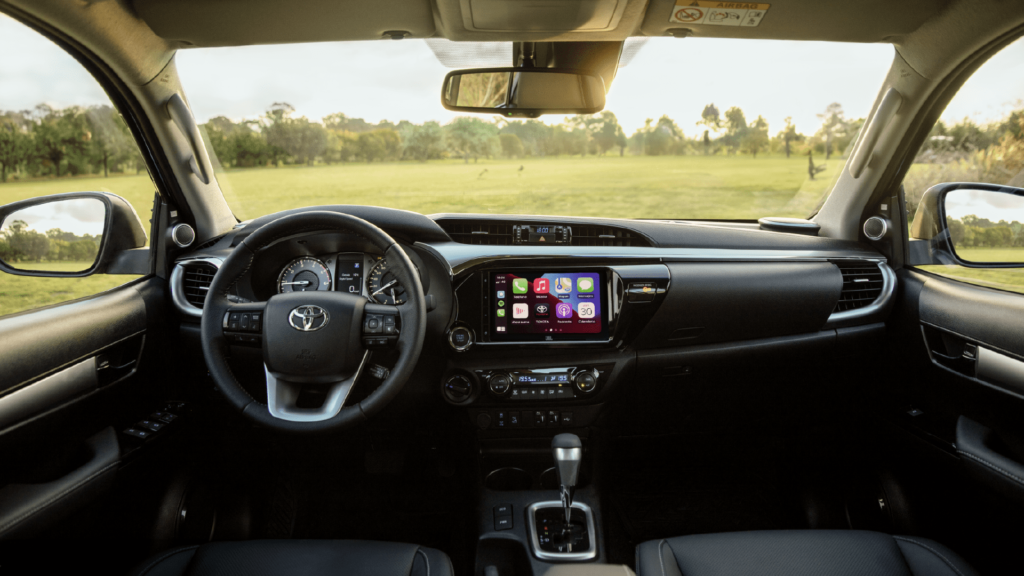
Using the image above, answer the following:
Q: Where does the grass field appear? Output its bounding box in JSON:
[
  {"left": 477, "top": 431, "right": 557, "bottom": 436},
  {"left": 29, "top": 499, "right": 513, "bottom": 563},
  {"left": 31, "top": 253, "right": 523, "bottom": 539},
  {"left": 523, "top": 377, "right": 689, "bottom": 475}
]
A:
[{"left": 917, "top": 248, "right": 1024, "bottom": 295}]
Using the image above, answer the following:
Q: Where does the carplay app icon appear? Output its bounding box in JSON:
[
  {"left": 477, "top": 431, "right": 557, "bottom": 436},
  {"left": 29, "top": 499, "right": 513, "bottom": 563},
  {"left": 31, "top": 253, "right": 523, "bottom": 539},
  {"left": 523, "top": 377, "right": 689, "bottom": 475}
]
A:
[
  {"left": 576, "top": 277, "right": 594, "bottom": 293},
  {"left": 513, "top": 303, "right": 529, "bottom": 318},
  {"left": 535, "top": 303, "right": 550, "bottom": 316},
  {"left": 496, "top": 309, "right": 505, "bottom": 317},
  {"left": 533, "top": 278, "right": 550, "bottom": 294},
  {"left": 497, "top": 290, "right": 505, "bottom": 298},
  {"left": 512, "top": 278, "right": 528, "bottom": 294},
  {"left": 555, "top": 302, "right": 573, "bottom": 319},
  {"left": 577, "top": 302, "right": 596, "bottom": 319},
  {"left": 554, "top": 278, "right": 573, "bottom": 294}
]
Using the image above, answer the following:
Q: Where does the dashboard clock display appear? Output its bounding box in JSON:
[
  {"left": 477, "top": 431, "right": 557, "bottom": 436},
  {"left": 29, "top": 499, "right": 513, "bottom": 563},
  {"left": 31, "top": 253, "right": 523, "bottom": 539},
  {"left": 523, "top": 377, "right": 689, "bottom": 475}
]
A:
[
  {"left": 366, "top": 258, "right": 407, "bottom": 305},
  {"left": 277, "top": 257, "right": 332, "bottom": 293}
]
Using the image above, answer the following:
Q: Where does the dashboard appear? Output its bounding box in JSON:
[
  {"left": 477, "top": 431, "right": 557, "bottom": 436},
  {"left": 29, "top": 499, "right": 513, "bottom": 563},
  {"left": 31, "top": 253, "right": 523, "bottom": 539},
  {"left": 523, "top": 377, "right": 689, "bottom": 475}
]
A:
[{"left": 168, "top": 206, "right": 897, "bottom": 434}]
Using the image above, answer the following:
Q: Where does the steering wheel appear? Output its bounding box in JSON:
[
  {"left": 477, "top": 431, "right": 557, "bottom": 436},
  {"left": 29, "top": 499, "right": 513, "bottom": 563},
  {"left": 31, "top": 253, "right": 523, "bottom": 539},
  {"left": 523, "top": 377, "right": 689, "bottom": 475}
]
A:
[{"left": 200, "top": 211, "right": 426, "bottom": 433}]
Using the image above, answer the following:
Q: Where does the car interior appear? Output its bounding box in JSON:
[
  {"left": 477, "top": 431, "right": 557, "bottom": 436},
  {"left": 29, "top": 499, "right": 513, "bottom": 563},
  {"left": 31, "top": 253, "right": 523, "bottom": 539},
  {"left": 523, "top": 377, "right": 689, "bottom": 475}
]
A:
[{"left": 1, "top": 0, "right": 1024, "bottom": 575}]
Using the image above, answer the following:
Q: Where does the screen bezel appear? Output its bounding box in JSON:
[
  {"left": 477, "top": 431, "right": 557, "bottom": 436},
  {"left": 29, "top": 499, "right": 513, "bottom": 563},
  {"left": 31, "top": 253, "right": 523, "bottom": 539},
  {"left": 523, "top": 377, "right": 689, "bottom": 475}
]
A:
[{"left": 486, "top": 269, "right": 611, "bottom": 343}]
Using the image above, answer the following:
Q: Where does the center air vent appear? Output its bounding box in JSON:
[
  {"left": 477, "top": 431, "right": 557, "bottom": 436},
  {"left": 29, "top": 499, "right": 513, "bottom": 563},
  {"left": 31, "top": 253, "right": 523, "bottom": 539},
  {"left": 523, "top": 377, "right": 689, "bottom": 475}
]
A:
[
  {"left": 182, "top": 262, "right": 217, "bottom": 308},
  {"left": 441, "top": 221, "right": 514, "bottom": 245},
  {"left": 834, "top": 261, "right": 885, "bottom": 313},
  {"left": 570, "top": 225, "right": 647, "bottom": 247}
]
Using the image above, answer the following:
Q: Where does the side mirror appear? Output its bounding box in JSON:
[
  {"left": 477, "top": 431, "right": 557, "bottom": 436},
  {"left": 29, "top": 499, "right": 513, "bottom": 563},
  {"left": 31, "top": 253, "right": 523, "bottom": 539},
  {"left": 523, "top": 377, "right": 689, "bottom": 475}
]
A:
[
  {"left": 909, "top": 182, "right": 1024, "bottom": 267},
  {"left": 441, "top": 68, "right": 606, "bottom": 118},
  {"left": 0, "top": 192, "right": 148, "bottom": 277}
]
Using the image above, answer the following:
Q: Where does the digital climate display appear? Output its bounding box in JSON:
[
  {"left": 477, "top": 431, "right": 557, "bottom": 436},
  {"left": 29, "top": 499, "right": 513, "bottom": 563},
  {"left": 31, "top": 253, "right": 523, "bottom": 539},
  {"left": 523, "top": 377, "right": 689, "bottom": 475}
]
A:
[{"left": 491, "top": 271, "right": 608, "bottom": 342}]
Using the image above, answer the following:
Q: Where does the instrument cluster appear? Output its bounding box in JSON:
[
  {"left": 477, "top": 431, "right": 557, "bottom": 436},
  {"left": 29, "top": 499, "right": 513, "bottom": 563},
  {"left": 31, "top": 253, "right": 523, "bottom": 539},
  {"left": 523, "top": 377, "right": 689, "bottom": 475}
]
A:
[{"left": 274, "top": 252, "right": 409, "bottom": 305}]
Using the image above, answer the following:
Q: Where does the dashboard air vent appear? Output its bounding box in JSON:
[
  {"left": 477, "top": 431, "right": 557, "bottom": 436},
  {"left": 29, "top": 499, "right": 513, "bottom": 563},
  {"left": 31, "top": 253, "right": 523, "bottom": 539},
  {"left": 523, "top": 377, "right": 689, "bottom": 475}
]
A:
[
  {"left": 439, "top": 221, "right": 514, "bottom": 245},
  {"left": 570, "top": 225, "right": 648, "bottom": 247},
  {"left": 182, "top": 262, "right": 217, "bottom": 308},
  {"left": 834, "top": 261, "right": 884, "bottom": 313}
]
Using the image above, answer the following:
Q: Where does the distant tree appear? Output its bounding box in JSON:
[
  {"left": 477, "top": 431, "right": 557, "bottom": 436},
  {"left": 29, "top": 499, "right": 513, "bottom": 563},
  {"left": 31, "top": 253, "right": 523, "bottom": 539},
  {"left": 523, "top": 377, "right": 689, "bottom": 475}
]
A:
[
  {"left": 0, "top": 116, "right": 29, "bottom": 182},
  {"left": 324, "top": 130, "right": 360, "bottom": 163},
  {"left": 697, "top": 104, "right": 721, "bottom": 156},
  {"left": 742, "top": 116, "right": 769, "bottom": 158},
  {"left": 445, "top": 118, "right": 499, "bottom": 163},
  {"left": 723, "top": 107, "right": 748, "bottom": 154},
  {"left": 85, "top": 105, "right": 134, "bottom": 177},
  {"left": 499, "top": 120, "right": 552, "bottom": 157},
  {"left": 816, "top": 103, "right": 845, "bottom": 160},
  {"left": 32, "top": 105, "right": 90, "bottom": 177},
  {"left": 401, "top": 121, "right": 445, "bottom": 161},
  {"left": 263, "top": 104, "right": 328, "bottom": 165},
  {"left": 777, "top": 117, "right": 802, "bottom": 158},
  {"left": 323, "top": 112, "right": 375, "bottom": 134},
  {"left": 499, "top": 133, "right": 524, "bottom": 158}
]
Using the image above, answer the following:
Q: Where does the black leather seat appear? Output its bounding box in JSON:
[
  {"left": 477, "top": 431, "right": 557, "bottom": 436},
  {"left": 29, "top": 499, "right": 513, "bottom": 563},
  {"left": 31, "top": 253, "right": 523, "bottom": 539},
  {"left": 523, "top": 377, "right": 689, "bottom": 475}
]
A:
[
  {"left": 636, "top": 530, "right": 977, "bottom": 576},
  {"left": 131, "top": 540, "right": 453, "bottom": 576}
]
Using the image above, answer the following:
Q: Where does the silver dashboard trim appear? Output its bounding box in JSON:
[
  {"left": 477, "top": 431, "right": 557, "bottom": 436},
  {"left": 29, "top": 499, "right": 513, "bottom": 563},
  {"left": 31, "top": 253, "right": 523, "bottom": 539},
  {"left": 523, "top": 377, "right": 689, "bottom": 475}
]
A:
[
  {"left": 0, "top": 357, "right": 97, "bottom": 430},
  {"left": 526, "top": 500, "right": 598, "bottom": 561},
  {"left": 170, "top": 257, "right": 223, "bottom": 318},
  {"left": 827, "top": 261, "right": 896, "bottom": 324},
  {"left": 264, "top": 350, "right": 370, "bottom": 422}
]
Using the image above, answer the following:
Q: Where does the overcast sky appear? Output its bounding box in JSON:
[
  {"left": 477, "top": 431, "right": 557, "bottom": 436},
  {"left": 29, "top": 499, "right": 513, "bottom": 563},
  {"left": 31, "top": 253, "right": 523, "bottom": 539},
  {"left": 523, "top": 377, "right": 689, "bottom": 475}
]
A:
[
  {"left": 2, "top": 13, "right": 1022, "bottom": 137},
  {"left": 946, "top": 189, "right": 1024, "bottom": 223}
]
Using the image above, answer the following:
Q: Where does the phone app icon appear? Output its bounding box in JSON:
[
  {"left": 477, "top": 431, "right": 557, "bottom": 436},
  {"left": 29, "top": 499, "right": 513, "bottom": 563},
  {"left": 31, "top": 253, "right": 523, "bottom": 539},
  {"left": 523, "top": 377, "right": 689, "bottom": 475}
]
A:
[
  {"left": 555, "top": 302, "right": 573, "bottom": 319},
  {"left": 535, "top": 304, "right": 550, "bottom": 316},
  {"left": 513, "top": 303, "right": 529, "bottom": 318},
  {"left": 533, "top": 278, "right": 550, "bottom": 294},
  {"left": 512, "top": 278, "right": 528, "bottom": 294},
  {"left": 496, "top": 309, "right": 505, "bottom": 317},
  {"left": 578, "top": 302, "right": 596, "bottom": 319},
  {"left": 554, "top": 278, "right": 573, "bottom": 294},
  {"left": 577, "top": 277, "right": 595, "bottom": 293},
  {"left": 497, "top": 290, "right": 505, "bottom": 298}
]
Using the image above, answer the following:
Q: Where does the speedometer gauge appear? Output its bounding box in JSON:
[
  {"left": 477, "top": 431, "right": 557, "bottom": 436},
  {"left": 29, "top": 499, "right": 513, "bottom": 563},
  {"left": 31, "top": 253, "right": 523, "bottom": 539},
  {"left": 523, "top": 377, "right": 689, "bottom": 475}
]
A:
[
  {"left": 278, "top": 257, "right": 332, "bottom": 293},
  {"left": 366, "top": 259, "right": 407, "bottom": 305}
]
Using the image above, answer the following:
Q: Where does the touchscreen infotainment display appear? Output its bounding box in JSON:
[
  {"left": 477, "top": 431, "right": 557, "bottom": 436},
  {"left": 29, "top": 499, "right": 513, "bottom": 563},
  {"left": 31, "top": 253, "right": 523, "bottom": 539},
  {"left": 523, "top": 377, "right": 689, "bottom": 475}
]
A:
[{"left": 490, "top": 270, "right": 608, "bottom": 342}]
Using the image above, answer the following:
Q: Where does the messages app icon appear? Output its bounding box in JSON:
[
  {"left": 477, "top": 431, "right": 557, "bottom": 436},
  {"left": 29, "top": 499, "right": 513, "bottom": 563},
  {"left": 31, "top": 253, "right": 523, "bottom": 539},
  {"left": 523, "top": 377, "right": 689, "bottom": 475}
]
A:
[
  {"left": 577, "top": 277, "right": 594, "bottom": 293},
  {"left": 512, "top": 278, "right": 528, "bottom": 294}
]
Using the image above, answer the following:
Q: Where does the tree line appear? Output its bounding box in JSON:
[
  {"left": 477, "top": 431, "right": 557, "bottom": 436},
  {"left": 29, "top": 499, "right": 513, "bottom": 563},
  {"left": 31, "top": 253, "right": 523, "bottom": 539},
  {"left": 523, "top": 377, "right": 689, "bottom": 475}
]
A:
[
  {"left": 0, "top": 105, "right": 145, "bottom": 183},
  {"left": 0, "top": 221, "right": 100, "bottom": 263},
  {"left": 200, "top": 101, "right": 863, "bottom": 169},
  {"left": 946, "top": 214, "right": 1024, "bottom": 249}
]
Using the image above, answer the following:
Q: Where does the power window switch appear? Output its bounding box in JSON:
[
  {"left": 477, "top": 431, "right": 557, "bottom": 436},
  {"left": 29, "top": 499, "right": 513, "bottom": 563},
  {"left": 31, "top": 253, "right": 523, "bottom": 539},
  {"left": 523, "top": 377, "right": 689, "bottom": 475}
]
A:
[
  {"left": 494, "top": 516, "right": 513, "bottom": 531},
  {"left": 151, "top": 412, "right": 177, "bottom": 423},
  {"left": 137, "top": 420, "right": 164, "bottom": 432},
  {"left": 123, "top": 428, "right": 151, "bottom": 440}
]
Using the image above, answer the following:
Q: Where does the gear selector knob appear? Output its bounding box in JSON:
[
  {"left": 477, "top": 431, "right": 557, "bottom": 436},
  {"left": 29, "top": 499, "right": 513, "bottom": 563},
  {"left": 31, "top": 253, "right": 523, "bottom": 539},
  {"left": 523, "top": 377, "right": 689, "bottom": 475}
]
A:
[{"left": 552, "top": 433, "right": 582, "bottom": 525}]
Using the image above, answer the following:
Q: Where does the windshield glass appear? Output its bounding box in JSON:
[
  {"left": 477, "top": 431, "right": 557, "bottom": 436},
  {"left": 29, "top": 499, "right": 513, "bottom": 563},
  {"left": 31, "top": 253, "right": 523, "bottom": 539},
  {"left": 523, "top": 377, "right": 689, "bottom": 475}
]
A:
[{"left": 178, "top": 38, "right": 894, "bottom": 222}]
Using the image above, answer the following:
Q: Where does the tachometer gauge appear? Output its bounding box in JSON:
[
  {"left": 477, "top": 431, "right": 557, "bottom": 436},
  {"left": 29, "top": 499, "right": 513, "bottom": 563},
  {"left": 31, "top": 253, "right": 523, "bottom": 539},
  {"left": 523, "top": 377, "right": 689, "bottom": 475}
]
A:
[
  {"left": 277, "top": 257, "right": 332, "bottom": 293},
  {"left": 366, "top": 258, "right": 407, "bottom": 305}
]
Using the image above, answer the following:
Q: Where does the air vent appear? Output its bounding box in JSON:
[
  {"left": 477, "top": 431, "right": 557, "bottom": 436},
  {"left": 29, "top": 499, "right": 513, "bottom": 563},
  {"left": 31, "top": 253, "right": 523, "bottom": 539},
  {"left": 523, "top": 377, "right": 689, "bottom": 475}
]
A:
[
  {"left": 439, "top": 221, "right": 514, "bottom": 245},
  {"left": 182, "top": 262, "right": 217, "bottom": 308},
  {"left": 834, "top": 261, "right": 884, "bottom": 313},
  {"left": 571, "top": 225, "right": 648, "bottom": 247}
]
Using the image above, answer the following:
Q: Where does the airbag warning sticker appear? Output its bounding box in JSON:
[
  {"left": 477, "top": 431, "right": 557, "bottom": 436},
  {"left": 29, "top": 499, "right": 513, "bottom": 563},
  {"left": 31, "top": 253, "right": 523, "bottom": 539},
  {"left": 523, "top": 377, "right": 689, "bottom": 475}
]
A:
[{"left": 669, "top": 1, "right": 769, "bottom": 26}]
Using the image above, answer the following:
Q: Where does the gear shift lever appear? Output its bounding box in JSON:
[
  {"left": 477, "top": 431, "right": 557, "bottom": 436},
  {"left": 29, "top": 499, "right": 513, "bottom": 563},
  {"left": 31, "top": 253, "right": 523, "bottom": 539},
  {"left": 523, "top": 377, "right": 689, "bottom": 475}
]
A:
[{"left": 552, "top": 433, "right": 582, "bottom": 526}]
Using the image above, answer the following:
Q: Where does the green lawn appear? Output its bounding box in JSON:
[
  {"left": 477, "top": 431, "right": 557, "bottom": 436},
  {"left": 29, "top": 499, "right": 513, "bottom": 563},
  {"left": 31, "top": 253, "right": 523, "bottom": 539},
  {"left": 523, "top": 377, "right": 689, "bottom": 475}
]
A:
[
  {"left": 0, "top": 154, "right": 841, "bottom": 317},
  {"left": 955, "top": 247, "right": 1024, "bottom": 263},
  {"left": 917, "top": 247, "right": 1024, "bottom": 295}
]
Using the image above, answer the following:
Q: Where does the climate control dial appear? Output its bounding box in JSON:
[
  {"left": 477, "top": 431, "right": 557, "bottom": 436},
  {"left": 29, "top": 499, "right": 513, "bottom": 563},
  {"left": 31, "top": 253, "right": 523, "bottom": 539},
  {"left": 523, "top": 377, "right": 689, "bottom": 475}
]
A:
[
  {"left": 487, "top": 373, "right": 513, "bottom": 396},
  {"left": 573, "top": 369, "right": 598, "bottom": 394},
  {"left": 443, "top": 374, "right": 474, "bottom": 403}
]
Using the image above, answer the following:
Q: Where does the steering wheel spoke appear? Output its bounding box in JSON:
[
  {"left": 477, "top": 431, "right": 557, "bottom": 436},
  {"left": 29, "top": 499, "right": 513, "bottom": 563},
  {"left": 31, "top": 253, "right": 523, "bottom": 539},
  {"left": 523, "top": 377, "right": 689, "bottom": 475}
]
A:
[
  {"left": 361, "top": 302, "right": 401, "bottom": 349},
  {"left": 265, "top": 350, "right": 370, "bottom": 422},
  {"left": 221, "top": 301, "right": 267, "bottom": 346}
]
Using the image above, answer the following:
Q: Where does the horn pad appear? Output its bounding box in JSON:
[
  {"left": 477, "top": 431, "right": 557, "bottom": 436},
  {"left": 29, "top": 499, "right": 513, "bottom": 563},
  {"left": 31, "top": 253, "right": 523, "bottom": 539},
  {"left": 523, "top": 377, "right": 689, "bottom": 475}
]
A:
[{"left": 263, "top": 291, "right": 366, "bottom": 384}]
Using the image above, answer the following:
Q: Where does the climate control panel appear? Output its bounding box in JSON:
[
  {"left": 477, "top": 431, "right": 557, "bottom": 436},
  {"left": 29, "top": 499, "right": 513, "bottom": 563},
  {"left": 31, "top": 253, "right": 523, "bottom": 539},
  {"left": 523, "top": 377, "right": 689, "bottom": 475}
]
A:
[{"left": 442, "top": 365, "right": 612, "bottom": 406}]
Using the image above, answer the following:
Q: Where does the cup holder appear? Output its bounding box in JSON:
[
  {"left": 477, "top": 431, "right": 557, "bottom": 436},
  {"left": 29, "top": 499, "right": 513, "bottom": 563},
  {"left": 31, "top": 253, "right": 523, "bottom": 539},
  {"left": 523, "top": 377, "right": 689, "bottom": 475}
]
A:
[{"left": 485, "top": 467, "right": 533, "bottom": 491}]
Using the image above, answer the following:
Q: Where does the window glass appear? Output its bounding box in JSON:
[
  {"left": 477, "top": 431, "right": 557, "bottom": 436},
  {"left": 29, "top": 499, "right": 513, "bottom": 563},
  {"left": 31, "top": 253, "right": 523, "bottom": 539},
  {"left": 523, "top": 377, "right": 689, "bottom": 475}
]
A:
[
  {"left": 908, "top": 37, "right": 1024, "bottom": 293},
  {"left": 0, "top": 14, "right": 152, "bottom": 317},
  {"left": 174, "top": 38, "right": 892, "bottom": 222}
]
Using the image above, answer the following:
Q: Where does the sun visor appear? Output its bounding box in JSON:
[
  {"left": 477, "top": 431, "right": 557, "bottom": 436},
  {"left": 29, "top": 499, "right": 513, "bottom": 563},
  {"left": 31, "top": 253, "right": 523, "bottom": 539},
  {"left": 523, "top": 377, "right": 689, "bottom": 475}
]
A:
[
  {"left": 640, "top": 0, "right": 950, "bottom": 42},
  {"left": 435, "top": 0, "right": 649, "bottom": 41},
  {"left": 132, "top": 0, "right": 437, "bottom": 46}
]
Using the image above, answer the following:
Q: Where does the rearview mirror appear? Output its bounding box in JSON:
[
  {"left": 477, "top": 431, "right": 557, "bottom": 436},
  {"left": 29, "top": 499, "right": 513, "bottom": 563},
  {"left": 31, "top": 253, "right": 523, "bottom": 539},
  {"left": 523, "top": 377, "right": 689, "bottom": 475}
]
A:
[
  {"left": 909, "top": 183, "right": 1024, "bottom": 267},
  {"left": 441, "top": 68, "right": 606, "bottom": 118}
]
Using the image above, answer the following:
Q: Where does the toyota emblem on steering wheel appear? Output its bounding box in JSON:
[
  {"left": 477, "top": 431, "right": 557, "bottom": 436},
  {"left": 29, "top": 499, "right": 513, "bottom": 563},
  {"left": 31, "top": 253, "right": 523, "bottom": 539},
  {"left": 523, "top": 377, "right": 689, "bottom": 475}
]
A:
[{"left": 288, "top": 305, "right": 329, "bottom": 332}]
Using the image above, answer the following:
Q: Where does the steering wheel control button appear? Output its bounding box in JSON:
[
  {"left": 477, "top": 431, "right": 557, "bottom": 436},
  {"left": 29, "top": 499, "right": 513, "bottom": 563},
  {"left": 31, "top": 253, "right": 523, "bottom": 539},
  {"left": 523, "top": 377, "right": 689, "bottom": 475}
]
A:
[
  {"left": 364, "top": 314, "right": 383, "bottom": 334},
  {"left": 448, "top": 326, "right": 473, "bottom": 351},
  {"left": 488, "top": 373, "right": 513, "bottom": 395}
]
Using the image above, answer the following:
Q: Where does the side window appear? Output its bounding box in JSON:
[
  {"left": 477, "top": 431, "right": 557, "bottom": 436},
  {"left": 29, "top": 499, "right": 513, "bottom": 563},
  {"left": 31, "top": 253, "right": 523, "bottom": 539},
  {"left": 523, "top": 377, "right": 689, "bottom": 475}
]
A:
[
  {"left": 906, "top": 37, "right": 1024, "bottom": 294},
  {"left": 0, "top": 14, "right": 153, "bottom": 317}
]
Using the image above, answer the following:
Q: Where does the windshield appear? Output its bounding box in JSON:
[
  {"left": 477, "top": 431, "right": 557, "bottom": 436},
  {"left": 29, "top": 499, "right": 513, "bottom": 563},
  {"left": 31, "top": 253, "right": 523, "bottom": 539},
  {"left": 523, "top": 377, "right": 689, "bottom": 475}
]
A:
[{"left": 178, "top": 38, "right": 894, "bottom": 222}]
